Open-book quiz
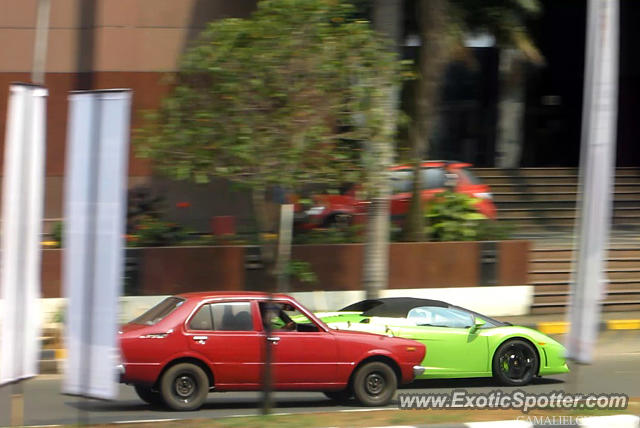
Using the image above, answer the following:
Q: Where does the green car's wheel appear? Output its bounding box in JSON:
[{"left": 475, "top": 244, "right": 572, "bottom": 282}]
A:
[
  {"left": 352, "top": 362, "right": 397, "bottom": 406},
  {"left": 324, "top": 388, "right": 354, "bottom": 403},
  {"left": 160, "top": 363, "right": 209, "bottom": 411},
  {"left": 493, "top": 339, "right": 539, "bottom": 386},
  {"left": 134, "top": 385, "right": 164, "bottom": 406}
]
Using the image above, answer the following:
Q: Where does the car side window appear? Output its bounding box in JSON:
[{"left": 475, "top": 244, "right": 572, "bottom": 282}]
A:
[
  {"left": 258, "top": 302, "right": 319, "bottom": 332},
  {"left": 390, "top": 170, "right": 412, "bottom": 194},
  {"left": 189, "top": 304, "right": 214, "bottom": 330},
  {"left": 420, "top": 168, "right": 446, "bottom": 190},
  {"left": 407, "top": 306, "right": 474, "bottom": 328},
  {"left": 210, "top": 302, "right": 254, "bottom": 331}
]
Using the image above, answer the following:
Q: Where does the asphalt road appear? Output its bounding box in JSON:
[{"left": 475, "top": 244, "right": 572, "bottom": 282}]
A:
[{"left": 1, "top": 331, "right": 639, "bottom": 426}]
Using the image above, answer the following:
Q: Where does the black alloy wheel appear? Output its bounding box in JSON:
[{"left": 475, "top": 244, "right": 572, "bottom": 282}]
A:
[{"left": 492, "top": 339, "right": 539, "bottom": 386}]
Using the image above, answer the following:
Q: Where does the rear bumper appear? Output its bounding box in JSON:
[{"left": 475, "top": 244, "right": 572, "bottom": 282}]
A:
[{"left": 118, "top": 362, "right": 162, "bottom": 386}]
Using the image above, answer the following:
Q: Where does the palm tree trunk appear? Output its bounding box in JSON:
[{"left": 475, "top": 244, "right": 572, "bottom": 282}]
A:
[
  {"left": 403, "top": 0, "right": 450, "bottom": 241},
  {"left": 496, "top": 49, "right": 526, "bottom": 168}
]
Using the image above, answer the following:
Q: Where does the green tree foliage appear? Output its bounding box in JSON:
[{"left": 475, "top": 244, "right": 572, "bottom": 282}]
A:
[{"left": 136, "top": 0, "right": 400, "bottom": 234}]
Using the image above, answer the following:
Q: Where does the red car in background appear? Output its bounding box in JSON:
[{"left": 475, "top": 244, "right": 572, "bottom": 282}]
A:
[
  {"left": 119, "top": 292, "right": 426, "bottom": 410},
  {"left": 296, "top": 161, "right": 496, "bottom": 229}
]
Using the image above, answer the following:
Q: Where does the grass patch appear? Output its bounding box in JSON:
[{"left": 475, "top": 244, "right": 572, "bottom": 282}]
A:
[{"left": 84, "top": 400, "right": 639, "bottom": 427}]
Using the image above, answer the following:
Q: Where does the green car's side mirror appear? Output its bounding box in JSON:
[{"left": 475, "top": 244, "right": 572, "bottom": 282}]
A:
[{"left": 469, "top": 317, "right": 486, "bottom": 333}]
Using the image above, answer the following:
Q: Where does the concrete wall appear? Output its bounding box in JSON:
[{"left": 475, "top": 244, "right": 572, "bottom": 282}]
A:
[
  {"left": 41, "top": 241, "right": 530, "bottom": 297},
  {"left": 36, "top": 284, "right": 534, "bottom": 327}
]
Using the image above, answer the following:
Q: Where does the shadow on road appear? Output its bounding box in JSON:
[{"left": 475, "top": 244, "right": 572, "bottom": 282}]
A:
[
  {"left": 404, "top": 376, "right": 564, "bottom": 389},
  {"left": 63, "top": 377, "right": 566, "bottom": 415},
  {"left": 66, "top": 397, "right": 352, "bottom": 413}
]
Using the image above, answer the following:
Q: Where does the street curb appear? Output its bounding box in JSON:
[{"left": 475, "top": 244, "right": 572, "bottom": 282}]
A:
[{"left": 525, "top": 319, "right": 640, "bottom": 335}]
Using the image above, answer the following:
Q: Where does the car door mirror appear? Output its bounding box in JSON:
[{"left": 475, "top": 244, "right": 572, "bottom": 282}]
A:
[{"left": 469, "top": 317, "right": 485, "bottom": 333}]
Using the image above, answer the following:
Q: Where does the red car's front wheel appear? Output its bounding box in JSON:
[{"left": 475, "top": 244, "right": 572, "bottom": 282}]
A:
[{"left": 352, "top": 362, "right": 397, "bottom": 406}]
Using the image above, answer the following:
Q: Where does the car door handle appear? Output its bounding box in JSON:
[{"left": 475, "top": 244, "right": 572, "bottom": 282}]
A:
[
  {"left": 267, "top": 336, "right": 280, "bottom": 343},
  {"left": 193, "top": 335, "right": 208, "bottom": 342}
]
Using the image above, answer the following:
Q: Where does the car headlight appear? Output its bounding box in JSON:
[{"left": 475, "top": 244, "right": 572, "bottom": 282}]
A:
[{"left": 305, "top": 206, "right": 325, "bottom": 216}]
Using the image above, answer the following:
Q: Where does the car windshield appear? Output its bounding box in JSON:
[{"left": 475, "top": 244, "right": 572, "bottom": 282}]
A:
[
  {"left": 131, "top": 297, "right": 185, "bottom": 325},
  {"left": 449, "top": 305, "right": 506, "bottom": 328},
  {"left": 456, "top": 167, "right": 482, "bottom": 185}
]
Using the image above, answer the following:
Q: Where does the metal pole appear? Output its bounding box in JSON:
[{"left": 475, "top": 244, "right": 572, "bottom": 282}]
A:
[
  {"left": 9, "top": 86, "right": 36, "bottom": 428},
  {"left": 32, "top": 0, "right": 51, "bottom": 85},
  {"left": 261, "top": 298, "right": 274, "bottom": 415},
  {"left": 566, "top": 0, "right": 619, "bottom": 365},
  {"left": 276, "top": 204, "right": 294, "bottom": 293}
]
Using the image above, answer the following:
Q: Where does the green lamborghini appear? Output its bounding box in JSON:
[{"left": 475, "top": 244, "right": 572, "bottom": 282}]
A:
[{"left": 315, "top": 297, "right": 569, "bottom": 386}]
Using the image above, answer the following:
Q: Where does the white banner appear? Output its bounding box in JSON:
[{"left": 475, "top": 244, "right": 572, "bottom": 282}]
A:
[
  {"left": 0, "top": 84, "right": 47, "bottom": 385},
  {"left": 62, "top": 90, "right": 132, "bottom": 399},
  {"left": 566, "top": 0, "right": 619, "bottom": 364}
]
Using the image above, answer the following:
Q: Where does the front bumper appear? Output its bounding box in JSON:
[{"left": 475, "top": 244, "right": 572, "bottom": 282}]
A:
[{"left": 413, "top": 365, "right": 426, "bottom": 377}]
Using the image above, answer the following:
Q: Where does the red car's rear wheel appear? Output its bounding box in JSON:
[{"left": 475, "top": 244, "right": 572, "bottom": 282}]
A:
[{"left": 160, "top": 363, "right": 209, "bottom": 411}]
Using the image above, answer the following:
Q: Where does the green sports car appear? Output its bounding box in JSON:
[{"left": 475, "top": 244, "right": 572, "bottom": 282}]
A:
[{"left": 315, "top": 297, "right": 569, "bottom": 386}]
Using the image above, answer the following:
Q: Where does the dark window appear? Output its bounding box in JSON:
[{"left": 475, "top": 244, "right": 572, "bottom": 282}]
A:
[
  {"left": 390, "top": 170, "right": 412, "bottom": 193},
  {"left": 189, "top": 304, "right": 214, "bottom": 330},
  {"left": 131, "top": 297, "right": 185, "bottom": 326},
  {"left": 210, "top": 302, "right": 254, "bottom": 331},
  {"left": 420, "top": 168, "right": 446, "bottom": 189}
]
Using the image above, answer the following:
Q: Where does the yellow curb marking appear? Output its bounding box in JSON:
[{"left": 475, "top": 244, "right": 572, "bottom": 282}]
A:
[
  {"left": 537, "top": 322, "right": 569, "bottom": 335},
  {"left": 607, "top": 319, "right": 640, "bottom": 330}
]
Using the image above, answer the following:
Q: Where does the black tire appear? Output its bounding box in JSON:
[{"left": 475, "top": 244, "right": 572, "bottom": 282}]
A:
[
  {"left": 159, "top": 363, "right": 209, "bottom": 411},
  {"left": 492, "top": 339, "right": 539, "bottom": 386},
  {"left": 134, "top": 385, "right": 164, "bottom": 406},
  {"left": 324, "top": 388, "right": 354, "bottom": 403},
  {"left": 352, "top": 362, "right": 397, "bottom": 406},
  {"left": 324, "top": 213, "right": 352, "bottom": 229}
]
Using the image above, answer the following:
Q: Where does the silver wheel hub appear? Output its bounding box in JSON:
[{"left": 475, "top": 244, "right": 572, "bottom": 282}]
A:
[
  {"left": 175, "top": 375, "right": 195, "bottom": 398},
  {"left": 365, "top": 373, "right": 385, "bottom": 395}
]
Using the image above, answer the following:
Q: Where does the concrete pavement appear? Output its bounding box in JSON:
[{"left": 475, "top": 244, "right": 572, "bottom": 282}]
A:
[{"left": 2, "top": 331, "right": 639, "bottom": 426}]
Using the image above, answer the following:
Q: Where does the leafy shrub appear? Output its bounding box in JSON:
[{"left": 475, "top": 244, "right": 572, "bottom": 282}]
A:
[
  {"left": 286, "top": 260, "right": 317, "bottom": 284},
  {"left": 426, "top": 191, "right": 511, "bottom": 242},
  {"left": 51, "top": 221, "right": 63, "bottom": 247},
  {"left": 129, "top": 215, "right": 192, "bottom": 247}
]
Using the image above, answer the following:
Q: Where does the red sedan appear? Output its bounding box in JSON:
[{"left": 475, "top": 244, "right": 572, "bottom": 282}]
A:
[
  {"left": 118, "top": 292, "right": 426, "bottom": 410},
  {"left": 296, "top": 161, "right": 496, "bottom": 229}
]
